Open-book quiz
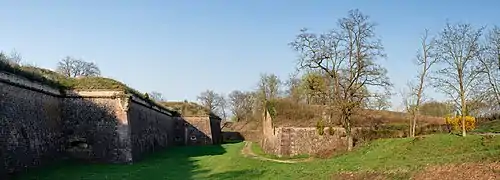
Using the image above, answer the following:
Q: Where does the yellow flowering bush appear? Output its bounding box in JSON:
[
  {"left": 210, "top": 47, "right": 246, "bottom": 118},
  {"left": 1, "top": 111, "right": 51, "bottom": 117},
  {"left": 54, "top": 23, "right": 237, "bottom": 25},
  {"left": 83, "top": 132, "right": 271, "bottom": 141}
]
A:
[{"left": 445, "top": 116, "right": 476, "bottom": 131}]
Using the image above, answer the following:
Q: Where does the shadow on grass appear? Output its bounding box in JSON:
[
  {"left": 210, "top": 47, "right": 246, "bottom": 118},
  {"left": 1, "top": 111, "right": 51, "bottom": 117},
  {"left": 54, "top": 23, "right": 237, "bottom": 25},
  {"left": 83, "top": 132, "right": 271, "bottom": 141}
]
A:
[{"left": 12, "top": 144, "right": 228, "bottom": 180}]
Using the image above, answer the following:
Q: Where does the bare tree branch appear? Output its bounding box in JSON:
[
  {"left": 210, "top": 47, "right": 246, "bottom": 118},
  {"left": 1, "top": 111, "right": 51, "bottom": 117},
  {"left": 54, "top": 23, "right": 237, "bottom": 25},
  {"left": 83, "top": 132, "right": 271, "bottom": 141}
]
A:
[
  {"left": 56, "top": 56, "right": 101, "bottom": 77},
  {"left": 290, "top": 9, "right": 391, "bottom": 151},
  {"left": 431, "top": 22, "right": 485, "bottom": 137}
]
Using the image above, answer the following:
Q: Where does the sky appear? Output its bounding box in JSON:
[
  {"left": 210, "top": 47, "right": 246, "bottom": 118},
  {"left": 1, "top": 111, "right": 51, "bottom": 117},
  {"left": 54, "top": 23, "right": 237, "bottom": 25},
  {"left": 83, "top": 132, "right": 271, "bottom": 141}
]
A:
[{"left": 1, "top": 0, "right": 500, "bottom": 110}]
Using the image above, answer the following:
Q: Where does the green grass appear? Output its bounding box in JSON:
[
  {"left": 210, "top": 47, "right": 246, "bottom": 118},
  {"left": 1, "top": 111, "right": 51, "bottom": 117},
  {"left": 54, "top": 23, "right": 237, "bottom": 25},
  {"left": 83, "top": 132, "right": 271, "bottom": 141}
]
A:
[
  {"left": 250, "top": 142, "right": 310, "bottom": 160},
  {"left": 14, "top": 134, "right": 500, "bottom": 180},
  {"left": 473, "top": 120, "right": 500, "bottom": 133}
]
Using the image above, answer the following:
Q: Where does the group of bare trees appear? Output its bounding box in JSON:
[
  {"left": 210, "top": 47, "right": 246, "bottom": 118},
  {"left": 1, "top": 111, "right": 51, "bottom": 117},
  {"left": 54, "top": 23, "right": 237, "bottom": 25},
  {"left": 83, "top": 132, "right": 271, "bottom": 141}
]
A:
[
  {"left": 402, "top": 22, "right": 500, "bottom": 137},
  {"left": 196, "top": 73, "right": 281, "bottom": 122},
  {"left": 1, "top": 50, "right": 102, "bottom": 79}
]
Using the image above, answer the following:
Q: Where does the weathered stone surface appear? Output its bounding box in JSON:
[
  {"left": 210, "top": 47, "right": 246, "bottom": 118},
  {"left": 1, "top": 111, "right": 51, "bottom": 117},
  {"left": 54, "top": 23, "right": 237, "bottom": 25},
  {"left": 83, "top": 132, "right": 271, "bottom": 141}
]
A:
[
  {"left": 0, "top": 76, "right": 64, "bottom": 177},
  {"left": 261, "top": 110, "right": 282, "bottom": 156},
  {"left": 0, "top": 71, "right": 223, "bottom": 178},
  {"left": 286, "top": 127, "right": 347, "bottom": 156},
  {"left": 261, "top": 109, "right": 347, "bottom": 157},
  {"left": 61, "top": 96, "right": 131, "bottom": 163},
  {"left": 128, "top": 100, "right": 177, "bottom": 161},
  {"left": 183, "top": 116, "right": 213, "bottom": 145}
]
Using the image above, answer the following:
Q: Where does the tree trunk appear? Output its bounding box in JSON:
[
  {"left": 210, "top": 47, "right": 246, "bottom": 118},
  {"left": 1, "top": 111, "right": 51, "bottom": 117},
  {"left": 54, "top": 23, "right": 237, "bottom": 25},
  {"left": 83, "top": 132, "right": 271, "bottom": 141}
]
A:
[
  {"left": 344, "top": 114, "right": 353, "bottom": 151},
  {"left": 461, "top": 115, "right": 467, "bottom": 137},
  {"left": 460, "top": 92, "right": 467, "bottom": 137},
  {"left": 347, "top": 133, "right": 353, "bottom": 151},
  {"left": 412, "top": 111, "right": 419, "bottom": 137},
  {"left": 409, "top": 116, "right": 413, "bottom": 138}
]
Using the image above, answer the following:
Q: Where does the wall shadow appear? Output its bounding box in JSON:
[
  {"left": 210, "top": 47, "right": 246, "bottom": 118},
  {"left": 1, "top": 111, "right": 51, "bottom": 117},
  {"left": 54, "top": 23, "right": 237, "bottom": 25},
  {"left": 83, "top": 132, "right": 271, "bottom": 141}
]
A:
[
  {"left": 11, "top": 143, "right": 228, "bottom": 180},
  {"left": 221, "top": 131, "right": 245, "bottom": 144},
  {"left": 1, "top": 71, "right": 226, "bottom": 179}
]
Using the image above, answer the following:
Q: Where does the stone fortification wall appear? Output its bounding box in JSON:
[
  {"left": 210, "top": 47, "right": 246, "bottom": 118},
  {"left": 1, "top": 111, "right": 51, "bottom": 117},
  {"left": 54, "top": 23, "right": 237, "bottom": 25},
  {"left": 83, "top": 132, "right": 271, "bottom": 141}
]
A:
[
  {"left": 278, "top": 127, "right": 347, "bottom": 156},
  {"left": 0, "top": 72, "right": 64, "bottom": 176},
  {"left": 61, "top": 91, "right": 132, "bottom": 163},
  {"left": 261, "top": 110, "right": 282, "bottom": 155},
  {"left": 0, "top": 70, "right": 222, "bottom": 177},
  {"left": 261, "top": 109, "right": 347, "bottom": 157},
  {"left": 127, "top": 96, "right": 180, "bottom": 161},
  {"left": 183, "top": 116, "right": 214, "bottom": 145}
]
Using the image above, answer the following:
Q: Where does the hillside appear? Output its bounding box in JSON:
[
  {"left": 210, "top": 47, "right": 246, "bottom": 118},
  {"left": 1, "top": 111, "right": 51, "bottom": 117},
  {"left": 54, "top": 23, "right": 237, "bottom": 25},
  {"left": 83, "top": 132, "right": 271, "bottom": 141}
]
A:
[{"left": 270, "top": 98, "right": 445, "bottom": 127}]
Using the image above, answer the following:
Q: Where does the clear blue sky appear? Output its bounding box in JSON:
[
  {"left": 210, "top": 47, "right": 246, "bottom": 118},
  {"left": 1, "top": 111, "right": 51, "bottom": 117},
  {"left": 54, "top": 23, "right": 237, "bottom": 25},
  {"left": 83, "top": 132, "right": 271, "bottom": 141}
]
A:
[{"left": 1, "top": 1, "right": 499, "bottom": 110}]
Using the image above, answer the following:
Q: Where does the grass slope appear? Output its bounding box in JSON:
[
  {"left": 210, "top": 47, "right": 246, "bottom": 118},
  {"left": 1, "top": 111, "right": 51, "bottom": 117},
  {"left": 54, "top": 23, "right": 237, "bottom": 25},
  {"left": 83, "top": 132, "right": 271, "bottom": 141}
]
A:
[
  {"left": 474, "top": 120, "right": 500, "bottom": 133},
  {"left": 14, "top": 134, "right": 500, "bottom": 180}
]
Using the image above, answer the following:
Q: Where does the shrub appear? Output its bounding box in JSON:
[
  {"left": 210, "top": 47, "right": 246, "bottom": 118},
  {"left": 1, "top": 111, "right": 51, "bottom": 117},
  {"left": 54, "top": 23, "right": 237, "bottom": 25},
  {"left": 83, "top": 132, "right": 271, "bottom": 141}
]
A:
[
  {"left": 445, "top": 116, "right": 476, "bottom": 132},
  {"left": 328, "top": 126, "right": 335, "bottom": 135},
  {"left": 265, "top": 100, "right": 277, "bottom": 120},
  {"left": 353, "top": 129, "right": 403, "bottom": 145},
  {"left": 316, "top": 120, "right": 325, "bottom": 135}
]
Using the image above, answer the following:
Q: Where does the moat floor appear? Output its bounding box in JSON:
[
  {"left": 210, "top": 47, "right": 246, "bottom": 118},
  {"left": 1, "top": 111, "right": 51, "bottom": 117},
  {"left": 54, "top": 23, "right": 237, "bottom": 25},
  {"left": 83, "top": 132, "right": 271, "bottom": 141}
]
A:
[{"left": 14, "top": 134, "right": 500, "bottom": 180}]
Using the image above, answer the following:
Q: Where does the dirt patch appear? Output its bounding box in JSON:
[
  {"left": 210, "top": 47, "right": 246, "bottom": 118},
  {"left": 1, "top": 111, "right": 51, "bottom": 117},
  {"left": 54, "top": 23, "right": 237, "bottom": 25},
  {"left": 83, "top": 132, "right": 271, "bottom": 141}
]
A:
[
  {"left": 241, "top": 142, "right": 313, "bottom": 164},
  {"left": 413, "top": 162, "right": 500, "bottom": 180},
  {"left": 332, "top": 171, "right": 406, "bottom": 180}
]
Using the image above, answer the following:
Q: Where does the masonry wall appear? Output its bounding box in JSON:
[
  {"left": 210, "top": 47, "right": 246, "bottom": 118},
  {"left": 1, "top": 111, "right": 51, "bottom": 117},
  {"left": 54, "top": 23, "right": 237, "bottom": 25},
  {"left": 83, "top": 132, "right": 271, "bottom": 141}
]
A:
[
  {"left": 261, "top": 108, "right": 349, "bottom": 157},
  {"left": 0, "top": 70, "right": 222, "bottom": 177},
  {"left": 261, "top": 110, "right": 283, "bottom": 156},
  {"left": 61, "top": 91, "right": 132, "bottom": 163},
  {"left": 127, "top": 97, "right": 178, "bottom": 161},
  {"left": 209, "top": 117, "right": 222, "bottom": 144},
  {"left": 281, "top": 127, "right": 347, "bottom": 156},
  {"left": 0, "top": 72, "right": 64, "bottom": 176},
  {"left": 183, "top": 116, "right": 212, "bottom": 145}
]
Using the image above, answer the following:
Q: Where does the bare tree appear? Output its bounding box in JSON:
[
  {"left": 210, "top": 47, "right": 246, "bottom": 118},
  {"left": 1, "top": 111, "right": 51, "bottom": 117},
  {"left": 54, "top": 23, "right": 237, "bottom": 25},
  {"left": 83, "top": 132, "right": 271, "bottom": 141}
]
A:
[
  {"left": 56, "top": 56, "right": 101, "bottom": 77},
  {"left": 285, "top": 73, "right": 304, "bottom": 104},
  {"left": 479, "top": 26, "right": 500, "bottom": 109},
  {"left": 400, "top": 82, "right": 417, "bottom": 136},
  {"left": 432, "top": 22, "right": 485, "bottom": 137},
  {"left": 197, "top": 90, "right": 225, "bottom": 117},
  {"left": 229, "top": 90, "right": 255, "bottom": 121},
  {"left": 290, "top": 9, "right": 391, "bottom": 151},
  {"left": 257, "top": 73, "right": 281, "bottom": 101},
  {"left": 367, "top": 93, "right": 391, "bottom": 111},
  {"left": 217, "top": 94, "right": 228, "bottom": 121},
  {"left": 149, "top": 91, "right": 165, "bottom": 102},
  {"left": 406, "top": 29, "right": 438, "bottom": 137},
  {"left": 8, "top": 49, "right": 22, "bottom": 65},
  {"left": 197, "top": 90, "right": 218, "bottom": 112}
]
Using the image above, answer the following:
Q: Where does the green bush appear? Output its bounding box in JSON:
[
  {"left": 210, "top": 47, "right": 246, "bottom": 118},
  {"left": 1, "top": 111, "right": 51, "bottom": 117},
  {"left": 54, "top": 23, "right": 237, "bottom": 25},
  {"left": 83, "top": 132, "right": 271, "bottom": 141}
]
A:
[
  {"left": 353, "top": 129, "right": 403, "bottom": 145},
  {"left": 328, "top": 126, "right": 335, "bottom": 135},
  {"left": 265, "top": 100, "right": 277, "bottom": 119},
  {"left": 316, "top": 120, "right": 325, "bottom": 135}
]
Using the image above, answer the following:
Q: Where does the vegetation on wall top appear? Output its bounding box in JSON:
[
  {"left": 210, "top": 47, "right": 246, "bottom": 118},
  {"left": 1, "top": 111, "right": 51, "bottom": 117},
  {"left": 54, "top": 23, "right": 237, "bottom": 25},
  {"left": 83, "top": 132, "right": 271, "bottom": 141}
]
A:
[
  {"left": 0, "top": 59, "right": 180, "bottom": 116},
  {"left": 161, "top": 101, "right": 219, "bottom": 118}
]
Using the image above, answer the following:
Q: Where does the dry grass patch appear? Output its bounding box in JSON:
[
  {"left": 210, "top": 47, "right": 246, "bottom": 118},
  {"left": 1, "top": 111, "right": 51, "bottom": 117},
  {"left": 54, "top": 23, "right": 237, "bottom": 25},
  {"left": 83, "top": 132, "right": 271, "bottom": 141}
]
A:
[{"left": 413, "top": 162, "right": 500, "bottom": 180}]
